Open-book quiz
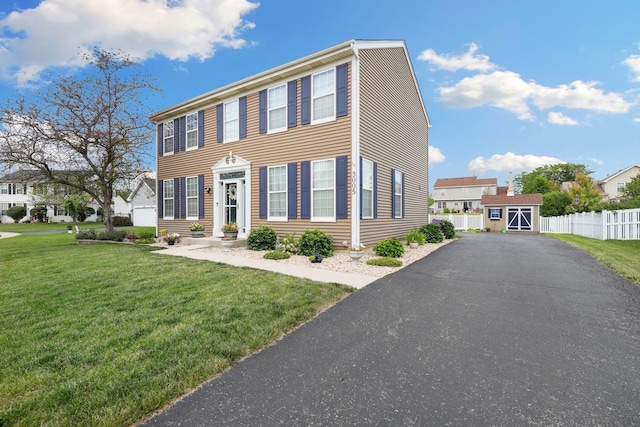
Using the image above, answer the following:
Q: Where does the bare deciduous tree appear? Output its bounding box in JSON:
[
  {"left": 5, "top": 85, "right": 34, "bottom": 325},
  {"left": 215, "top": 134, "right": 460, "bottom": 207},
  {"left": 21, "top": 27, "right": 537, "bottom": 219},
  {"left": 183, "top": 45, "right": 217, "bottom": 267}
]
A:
[{"left": 0, "top": 49, "right": 159, "bottom": 231}]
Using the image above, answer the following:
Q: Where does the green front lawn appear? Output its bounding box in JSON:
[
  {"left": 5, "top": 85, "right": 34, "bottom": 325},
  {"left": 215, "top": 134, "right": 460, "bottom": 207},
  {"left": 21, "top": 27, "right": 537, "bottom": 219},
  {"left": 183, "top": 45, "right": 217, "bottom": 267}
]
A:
[
  {"left": 0, "top": 233, "right": 353, "bottom": 426},
  {"left": 550, "top": 234, "right": 640, "bottom": 285},
  {"left": 0, "top": 221, "right": 105, "bottom": 233}
]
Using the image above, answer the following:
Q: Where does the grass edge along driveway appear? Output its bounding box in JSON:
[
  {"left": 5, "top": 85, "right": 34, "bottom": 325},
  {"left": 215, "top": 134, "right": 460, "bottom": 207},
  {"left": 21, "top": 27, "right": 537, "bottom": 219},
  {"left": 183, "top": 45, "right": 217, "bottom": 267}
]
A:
[{"left": 0, "top": 233, "right": 353, "bottom": 426}]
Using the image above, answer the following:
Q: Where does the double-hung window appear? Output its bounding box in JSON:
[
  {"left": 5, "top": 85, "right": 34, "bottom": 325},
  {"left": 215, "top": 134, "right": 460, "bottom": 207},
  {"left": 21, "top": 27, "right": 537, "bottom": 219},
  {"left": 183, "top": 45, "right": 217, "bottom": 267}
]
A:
[
  {"left": 268, "top": 165, "right": 287, "bottom": 220},
  {"left": 312, "top": 69, "right": 335, "bottom": 124},
  {"left": 163, "top": 179, "right": 174, "bottom": 219},
  {"left": 617, "top": 182, "right": 625, "bottom": 192},
  {"left": 362, "top": 159, "right": 374, "bottom": 219},
  {"left": 312, "top": 159, "right": 335, "bottom": 221},
  {"left": 0, "top": 184, "right": 7, "bottom": 195},
  {"left": 224, "top": 99, "right": 239, "bottom": 142},
  {"left": 186, "top": 176, "right": 198, "bottom": 219},
  {"left": 163, "top": 120, "right": 174, "bottom": 155},
  {"left": 186, "top": 113, "right": 198, "bottom": 150},
  {"left": 268, "top": 84, "right": 287, "bottom": 133},
  {"left": 489, "top": 208, "right": 502, "bottom": 220},
  {"left": 393, "top": 170, "right": 403, "bottom": 218}
]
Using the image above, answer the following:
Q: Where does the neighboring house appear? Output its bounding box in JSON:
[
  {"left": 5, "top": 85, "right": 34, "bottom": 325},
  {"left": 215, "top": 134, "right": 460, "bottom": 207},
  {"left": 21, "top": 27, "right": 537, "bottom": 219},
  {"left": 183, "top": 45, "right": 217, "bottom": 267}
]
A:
[
  {"left": 432, "top": 176, "right": 497, "bottom": 213},
  {"left": 151, "top": 39, "right": 431, "bottom": 246},
  {"left": 112, "top": 195, "right": 130, "bottom": 217},
  {"left": 595, "top": 164, "right": 640, "bottom": 202},
  {"left": 0, "top": 170, "right": 99, "bottom": 223},
  {"left": 128, "top": 172, "right": 156, "bottom": 227},
  {"left": 481, "top": 175, "right": 543, "bottom": 232}
]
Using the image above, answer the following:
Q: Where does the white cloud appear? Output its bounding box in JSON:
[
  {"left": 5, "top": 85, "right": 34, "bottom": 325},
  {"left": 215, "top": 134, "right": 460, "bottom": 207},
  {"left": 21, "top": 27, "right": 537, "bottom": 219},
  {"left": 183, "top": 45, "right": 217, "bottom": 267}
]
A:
[
  {"left": 548, "top": 111, "right": 578, "bottom": 125},
  {"left": 623, "top": 54, "right": 640, "bottom": 82},
  {"left": 417, "top": 42, "right": 496, "bottom": 72},
  {"left": 468, "top": 152, "right": 565, "bottom": 174},
  {"left": 429, "top": 145, "right": 445, "bottom": 163},
  {"left": 428, "top": 44, "right": 632, "bottom": 121},
  {"left": 633, "top": 117, "right": 640, "bottom": 123},
  {"left": 0, "top": 0, "right": 259, "bottom": 86}
]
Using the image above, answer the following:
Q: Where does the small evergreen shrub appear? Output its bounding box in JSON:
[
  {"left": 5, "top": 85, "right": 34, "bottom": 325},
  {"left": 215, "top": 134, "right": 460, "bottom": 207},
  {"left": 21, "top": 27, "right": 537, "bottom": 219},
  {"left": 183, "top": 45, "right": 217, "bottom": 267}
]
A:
[
  {"left": 373, "top": 237, "right": 405, "bottom": 258},
  {"left": 75, "top": 229, "right": 97, "bottom": 240},
  {"left": 136, "top": 230, "right": 155, "bottom": 239},
  {"left": 247, "top": 224, "right": 277, "bottom": 250},
  {"left": 439, "top": 219, "right": 456, "bottom": 239},
  {"left": 419, "top": 223, "right": 444, "bottom": 243},
  {"left": 7, "top": 205, "right": 27, "bottom": 222},
  {"left": 367, "top": 257, "right": 402, "bottom": 267},
  {"left": 111, "top": 216, "right": 133, "bottom": 227},
  {"left": 263, "top": 251, "right": 291, "bottom": 260},
  {"left": 96, "top": 230, "right": 128, "bottom": 241},
  {"left": 298, "top": 228, "right": 333, "bottom": 257}
]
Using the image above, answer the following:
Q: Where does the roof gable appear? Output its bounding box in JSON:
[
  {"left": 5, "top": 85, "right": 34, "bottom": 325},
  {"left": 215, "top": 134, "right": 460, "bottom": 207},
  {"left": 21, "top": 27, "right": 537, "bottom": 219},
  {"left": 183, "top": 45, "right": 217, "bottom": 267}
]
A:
[{"left": 481, "top": 193, "right": 543, "bottom": 206}]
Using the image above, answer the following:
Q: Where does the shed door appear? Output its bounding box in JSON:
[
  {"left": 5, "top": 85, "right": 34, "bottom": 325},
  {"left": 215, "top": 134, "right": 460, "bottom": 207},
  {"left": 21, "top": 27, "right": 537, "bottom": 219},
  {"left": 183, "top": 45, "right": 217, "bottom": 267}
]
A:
[{"left": 507, "top": 207, "right": 532, "bottom": 231}]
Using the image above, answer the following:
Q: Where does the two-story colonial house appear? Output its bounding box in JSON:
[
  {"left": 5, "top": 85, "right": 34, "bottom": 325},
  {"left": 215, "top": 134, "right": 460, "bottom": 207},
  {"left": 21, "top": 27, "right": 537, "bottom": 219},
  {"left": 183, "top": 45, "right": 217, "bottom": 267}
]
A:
[
  {"left": 595, "top": 164, "right": 640, "bottom": 202},
  {"left": 151, "top": 39, "right": 430, "bottom": 247},
  {"left": 432, "top": 176, "right": 497, "bottom": 213}
]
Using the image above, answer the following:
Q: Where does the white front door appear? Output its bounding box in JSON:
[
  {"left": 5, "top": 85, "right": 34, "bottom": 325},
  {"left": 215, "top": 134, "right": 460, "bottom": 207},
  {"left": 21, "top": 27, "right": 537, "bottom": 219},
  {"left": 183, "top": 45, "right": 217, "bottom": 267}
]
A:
[{"left": 212, "top": 152, "right": 251, "bottom": 237}]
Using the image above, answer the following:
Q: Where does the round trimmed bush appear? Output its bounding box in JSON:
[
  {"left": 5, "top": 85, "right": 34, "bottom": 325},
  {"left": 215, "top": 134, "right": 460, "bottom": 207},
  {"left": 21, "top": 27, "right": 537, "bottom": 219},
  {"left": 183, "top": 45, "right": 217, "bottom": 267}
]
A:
[
  {"left": 419, "top": 223, "right": 444, "bottom": 243},
  {"left": 439, "top": 219, "right": 456, "bottom": 239},
  {"left": 373, "top": 237, "right": 405, "bottom": 258},
  {"left": 247, "top": 224, "right": 277, "bottom": 250},
  {"left": 298, "top": 228, "right": 333, "bottom": 257}
]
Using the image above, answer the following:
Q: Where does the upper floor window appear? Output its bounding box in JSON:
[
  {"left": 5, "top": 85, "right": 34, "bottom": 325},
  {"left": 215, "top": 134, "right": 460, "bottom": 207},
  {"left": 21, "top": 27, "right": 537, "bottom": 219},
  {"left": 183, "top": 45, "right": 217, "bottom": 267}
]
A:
[
  {"left": 312, "top": 69, "right": 335, "bottom": 124},
  {"left": 440, "top": 189, "right": 446, "bottom": 197},
  {"left": 163, "top": 120, "right": 174, "bottom": 155},
  {"left": 186, "top": 113, "right": 198, "bottom": 150},
  {"left": 224, "top": 99, "right": 239, "bottom": 142},
  {"left": 186, "top": 176, "right": 198, "bottom": 219},
  {"left": 163, "top": 179, "right": 174, "bottom": 219},
  {"left": 268, "top": 84, "right": 287, "bottom": 133},
  {"left": 362, "top": 159, "right": 374, "bottom": 219},
  {"left": 268, "top": 165, "right": 287, "bottom": 220},
  {"left": 312, "top": 158, "right": 335, "bottom": 221},
  {"left": 0, "top": 184, "right": 8, "bottom": 195},
  {"left": 617, "top": 182, "right": 626, "bottom": 192},
  {"left": 462, "top": 188, "right": 468, "bottom": 196}
]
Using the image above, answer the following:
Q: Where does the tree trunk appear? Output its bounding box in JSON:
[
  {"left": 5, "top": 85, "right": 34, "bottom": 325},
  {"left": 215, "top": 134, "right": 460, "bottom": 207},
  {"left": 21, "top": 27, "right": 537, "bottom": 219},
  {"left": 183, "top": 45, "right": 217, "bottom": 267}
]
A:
[{"left": 103, "top": 200, "right": 113, "bottom": 232}]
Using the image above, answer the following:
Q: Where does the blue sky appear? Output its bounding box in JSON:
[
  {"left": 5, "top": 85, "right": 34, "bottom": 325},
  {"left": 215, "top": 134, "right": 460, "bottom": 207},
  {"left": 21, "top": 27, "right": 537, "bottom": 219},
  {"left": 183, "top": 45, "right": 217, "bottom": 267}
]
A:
[{"left": 1, "top": 0, "right": 639, "bottom": 190}]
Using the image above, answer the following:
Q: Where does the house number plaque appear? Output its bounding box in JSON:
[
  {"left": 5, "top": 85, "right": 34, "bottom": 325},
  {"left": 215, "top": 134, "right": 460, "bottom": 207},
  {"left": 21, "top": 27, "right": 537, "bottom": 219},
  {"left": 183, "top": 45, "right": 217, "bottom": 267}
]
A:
[{"left": 220, "top": 171, "right": 245, "bottom": 180}]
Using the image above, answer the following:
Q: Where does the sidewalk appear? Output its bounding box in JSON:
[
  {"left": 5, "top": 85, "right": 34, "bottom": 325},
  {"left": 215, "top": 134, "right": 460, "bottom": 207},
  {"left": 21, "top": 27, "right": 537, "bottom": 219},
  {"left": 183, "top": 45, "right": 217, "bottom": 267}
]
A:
[{"left": 154, "top": 245, "right": 378, "bottom": 289}]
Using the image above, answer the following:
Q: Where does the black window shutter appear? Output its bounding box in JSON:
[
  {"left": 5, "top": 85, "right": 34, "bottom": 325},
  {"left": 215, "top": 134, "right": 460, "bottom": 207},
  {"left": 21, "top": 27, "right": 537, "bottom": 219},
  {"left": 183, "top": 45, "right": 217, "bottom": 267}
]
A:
[
  {"left": 300, "top": 76, "right": 310, "bottom": 125},
  {"left": 391, "top": 169, "right": 395, "bottom": 218},
  {"left": 173, "top": 118, "right": 180, "bottom": 152},
  {"left": 239, "top": 96, "right": 247, "bottom": 138},
  {"left": 336, "top": 63, "right": 348, "bottom": 117},
  {"left": 197, "top": 110, "right": 204, "bottom": 147},
  {"left": 157, "top": 124, "right": 163, "bottom": 156},
  {"left": 180, "top": 177, "right": 186, "bottom": 219},
  {"left": 336, "top": 156, "right": 348, "bottom": 219},
  {"left": 259, "top": 167, "right": 267, "bottom": 219},
  {"left": 198, "top": 174, "right": 205, "bottom": 219},
  {"left": 288, "top": 162, "right": 297, "bottom": 219},
  {"left": 173, "top": 178, "right": 180, "bottom": 218},
  {"left": 179, "top": 116, "right": 186, "bottom": 151},
  {"left": 259, "top": 90, "right": 267, "bottom": 134},
  {"left": 216, "top": 104, "right": 223, "bottom": 143},
  {"left": 287, "top": 80, "right": 297, "bottom": 128},
  {"left": 157, "top": 180, "right": 163, "bottom": 218},
  {"left": 373, "top": 162, "right": 378, "bottom": 219},
  {"left": 402, "top": 172, "right": 405, "bottom": 218},
  {"left": 301, "top": 161, "right": 310, "bottom": 219}
]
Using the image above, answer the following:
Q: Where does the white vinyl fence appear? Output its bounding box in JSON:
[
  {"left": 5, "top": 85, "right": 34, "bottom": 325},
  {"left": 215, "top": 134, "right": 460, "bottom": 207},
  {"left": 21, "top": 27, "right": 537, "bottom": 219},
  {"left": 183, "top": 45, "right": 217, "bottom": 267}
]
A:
[
  {"left": 430, "top": 214, "right": 484, "bottom": 231},
  {"left": 539, "top": 208, "right": 640, "bottom": 240}
]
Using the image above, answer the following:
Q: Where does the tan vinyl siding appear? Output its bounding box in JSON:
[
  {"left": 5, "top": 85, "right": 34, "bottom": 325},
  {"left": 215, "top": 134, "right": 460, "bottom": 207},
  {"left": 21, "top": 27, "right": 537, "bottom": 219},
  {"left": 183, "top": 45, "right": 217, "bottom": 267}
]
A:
[
  {"left": 158, "top": 65, "right": 353, "bottom": 243},
  {"left": 358, "top": 47, "right": 429, "bottom": 245}
]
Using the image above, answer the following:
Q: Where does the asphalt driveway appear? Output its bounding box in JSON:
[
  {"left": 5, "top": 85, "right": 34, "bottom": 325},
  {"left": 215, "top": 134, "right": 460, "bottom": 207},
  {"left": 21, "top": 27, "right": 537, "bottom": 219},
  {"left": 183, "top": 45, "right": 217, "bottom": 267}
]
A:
[{"left": 142, "top": 233, "right": 640, "bottom": 426}]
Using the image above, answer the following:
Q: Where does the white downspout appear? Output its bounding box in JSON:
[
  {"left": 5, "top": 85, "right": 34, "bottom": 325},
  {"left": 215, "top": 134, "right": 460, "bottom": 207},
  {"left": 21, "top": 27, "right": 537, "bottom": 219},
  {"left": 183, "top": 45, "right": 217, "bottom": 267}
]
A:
[{"left": 350, "top": 42, "right": 361, "bottom": 248}]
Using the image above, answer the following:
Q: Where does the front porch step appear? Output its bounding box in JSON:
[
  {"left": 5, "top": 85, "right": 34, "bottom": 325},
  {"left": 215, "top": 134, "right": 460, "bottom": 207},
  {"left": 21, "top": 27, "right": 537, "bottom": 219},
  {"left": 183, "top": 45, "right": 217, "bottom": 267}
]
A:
[{"left": 180, "top": 235, "right": 247, "bottom": 249}]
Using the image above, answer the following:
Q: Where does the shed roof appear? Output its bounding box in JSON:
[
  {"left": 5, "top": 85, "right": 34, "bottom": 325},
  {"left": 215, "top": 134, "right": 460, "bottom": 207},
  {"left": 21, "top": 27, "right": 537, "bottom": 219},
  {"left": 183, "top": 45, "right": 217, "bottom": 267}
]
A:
[{"left": 481, "top": 193, "right": 543, "bottom": 206}]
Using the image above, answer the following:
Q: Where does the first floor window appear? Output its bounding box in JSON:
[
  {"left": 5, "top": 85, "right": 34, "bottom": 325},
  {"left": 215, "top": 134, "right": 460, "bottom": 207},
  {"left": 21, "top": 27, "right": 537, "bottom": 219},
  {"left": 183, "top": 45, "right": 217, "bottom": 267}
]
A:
[
  {"left": 312, "top": 159, "right": 335, "bottom": 220},
  {"left": 163, "top": 179, "right": 174, "bottom": 219},
  {"left": 393, "top": 170, "right": 403, "bottom": 218},
  {"left": 489, "top": 208, "right": 502, "bottom": 220},
  {"left": 362, "top": 159, "right": 373, "bottom": 218},
  {"left": 0, "top": 202, "right": 7, "bottom": 216},
  {"left": 186, "top": 112, "right": 198, "bottom": 149},
  {"left": 163, "top": 120, "right": 174, "bottom": 154},
  {"left": 186, "top": 176, "right": 198, "bottom": 219},
  {"left": 268, "top": 165, "right": 287, "bottom": 219},
  {"left": 438, "top": 201, "right": 446, "bottom": 209}
]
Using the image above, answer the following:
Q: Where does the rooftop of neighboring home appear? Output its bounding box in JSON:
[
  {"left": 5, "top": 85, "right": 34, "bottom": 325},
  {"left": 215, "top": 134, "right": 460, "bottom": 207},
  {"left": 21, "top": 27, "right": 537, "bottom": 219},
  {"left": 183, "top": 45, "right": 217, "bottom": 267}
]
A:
[{"left": 433, "top": 176, "right": 498, "bottom": 188}]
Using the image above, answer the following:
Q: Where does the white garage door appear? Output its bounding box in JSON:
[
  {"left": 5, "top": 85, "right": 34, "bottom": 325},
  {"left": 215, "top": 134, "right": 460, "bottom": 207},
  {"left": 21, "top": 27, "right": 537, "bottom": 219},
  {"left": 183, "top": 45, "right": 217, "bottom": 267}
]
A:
[{"left": 133, "top": 206, "right": 156, "bottom": 227}]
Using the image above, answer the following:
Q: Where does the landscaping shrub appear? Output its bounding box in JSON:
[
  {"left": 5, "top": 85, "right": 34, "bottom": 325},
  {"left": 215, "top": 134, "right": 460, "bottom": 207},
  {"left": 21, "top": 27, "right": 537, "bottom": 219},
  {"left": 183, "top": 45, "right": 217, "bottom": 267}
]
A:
[
  {"left": 439, "top": 219, "right": 456, "bottom": 239},
  {"left": 263, "top": 251, "right": 291, "bottom": 260},
  {"left": 136, "top": 230, "right": 155, "bottom": 239},
  {"left": 367, "top": 257, "right": 402, "bottom": 267},
  {"left": 247, "top": 224, "right": 277, "bottom": 250},
  {"left": 373, "top": 237, "right": 405, "bottom": 257},
  {"left": 298, "top": 228, "right": 333, "bottom": 257},
  {"left": 96, "top": 230, "right": 128, "bottom": 242},
  {"left": 75, "top": 229, "right": 97, "bottom": 240},
  {"left": 405, "top": 229, "right": 425, "bottom": 245},
  {"left": 111, "top": 216, "right": 133, "bottom": 227},
  {"left": 280, "top": 232, "right": 299, "bottom": 254},
  {"left": 6, "top": 205, "right": 27, "bottom": 222},
  {"left": 419, "top": 223, "right": 444, "bottom": 243}
]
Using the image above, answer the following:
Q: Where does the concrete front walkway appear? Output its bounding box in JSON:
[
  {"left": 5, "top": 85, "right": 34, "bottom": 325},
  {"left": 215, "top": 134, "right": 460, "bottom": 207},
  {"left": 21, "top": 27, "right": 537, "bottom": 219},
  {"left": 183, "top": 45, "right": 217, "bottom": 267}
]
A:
[{"left": 142, "top": 233, "right": 640, "bottom": 426}]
